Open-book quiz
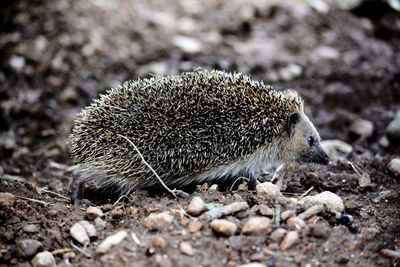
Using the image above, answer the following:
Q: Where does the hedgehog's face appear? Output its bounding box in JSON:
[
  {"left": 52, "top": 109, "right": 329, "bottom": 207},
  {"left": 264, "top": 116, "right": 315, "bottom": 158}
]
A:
[{"left": 286, "top": 112, "right": 329, "bottom": 165}]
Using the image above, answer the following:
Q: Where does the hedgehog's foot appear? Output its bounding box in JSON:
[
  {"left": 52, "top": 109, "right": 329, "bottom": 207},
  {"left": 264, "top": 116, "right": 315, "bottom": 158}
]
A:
[{"left": 70, "top": 172, "right": 93, "bottom": 205}]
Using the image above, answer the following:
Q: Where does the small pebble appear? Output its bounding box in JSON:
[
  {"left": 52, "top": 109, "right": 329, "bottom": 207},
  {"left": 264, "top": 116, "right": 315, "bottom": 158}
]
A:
[
  {"left": 180, "top": 241, "right": 194, "bottom": 256},
  {"left": 286, "top": 217, "right": 307, "bottom": 230},
  {"left": 17, "top": 239, "right": 43, "bottom": 258},
  {"left": 269, "top": 228, "right": 287, "bottom": 243},
  {"left": 31, "top": 251, "right": 56, "bottom": 267},
  {"left": 9, "top": 56, "right": 26, "bottom": 71},
  {"left": 187, "top": 196, "right": 206, "bottom": 216},
  {"left": 242, "top": 217, "right": 272, "bottom": 235},
  {"left": 86, "top": 206, "right": 103, "bottom": 220},
  {"left": 96, "top": 230, "right": 128, "bottom": 254},
  {"left": 281, "top": 210, "right": 296, "bottom": 221},
  {"left": 143, "top": 212, "right": 174, "bottom": 231},
  {"left": 350, "top": 119, "right": 374, "bottom": 139},
  {"left": 151, "top": 236, "right": 167, "bottom": 251},
  {"left": 378, "top": 136, "right": 389, "bottom": 148},
  {"left": 210, "top": 219, "right": 237, "bottom": 237},
  {"left": 94, "top": 217, "right": 107, "bottom": 230},
  {"left": 280, "top": 231, "right": 299, "bottom": 251},
  {"left": 70, "top": 222, "right": 89, "bottom": 245},
  {"left": 256, "top": 182, "right": 283, "bottom": 198},
  {"left": 23, "top": 224, "right": 40, "bottom": 233},
  {"left": 388, "top": 158, "right": 400, "bottom": 177},
  {"left": 188, "top": 221, "right": 203, "bottom": 233},
  {"left": 79, "top": 220, "right": 97, "bottom": 239}
]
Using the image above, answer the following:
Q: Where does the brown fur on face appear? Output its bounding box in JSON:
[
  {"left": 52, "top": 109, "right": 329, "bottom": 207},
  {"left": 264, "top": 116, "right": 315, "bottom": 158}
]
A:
[{"left": 284, "top": 111, "right": 329, "bottom": 165}]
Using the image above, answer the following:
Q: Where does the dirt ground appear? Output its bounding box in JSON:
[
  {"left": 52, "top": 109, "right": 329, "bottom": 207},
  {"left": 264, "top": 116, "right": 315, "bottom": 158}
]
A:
[{"left": 1, "top": 0, "right": 400, "bottom": 266}]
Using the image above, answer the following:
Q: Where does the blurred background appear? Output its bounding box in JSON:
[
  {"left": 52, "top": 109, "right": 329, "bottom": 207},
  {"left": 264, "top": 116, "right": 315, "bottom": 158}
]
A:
[{"left": 0, "top": 0, "right": 399, "bottom": 189}]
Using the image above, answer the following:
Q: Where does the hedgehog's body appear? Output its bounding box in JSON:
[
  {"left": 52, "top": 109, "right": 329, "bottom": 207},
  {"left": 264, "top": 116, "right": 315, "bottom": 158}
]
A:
[{"left": 69, "top": 69, "right": 328, "bottom": 202}]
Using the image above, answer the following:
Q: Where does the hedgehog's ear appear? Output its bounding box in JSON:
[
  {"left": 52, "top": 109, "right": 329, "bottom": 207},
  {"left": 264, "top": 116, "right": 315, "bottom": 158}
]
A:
[{"left": 287, "top": 112, "right": 300, "bottom": 138}]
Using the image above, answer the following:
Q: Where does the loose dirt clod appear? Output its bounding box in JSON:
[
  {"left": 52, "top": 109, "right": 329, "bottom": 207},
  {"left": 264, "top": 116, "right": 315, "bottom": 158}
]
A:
[{"left": 301, "top": 191, "right": 344, "bottom": 212}]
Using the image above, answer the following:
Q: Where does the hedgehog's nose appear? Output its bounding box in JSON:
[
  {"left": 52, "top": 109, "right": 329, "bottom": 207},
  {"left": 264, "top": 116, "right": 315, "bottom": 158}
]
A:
[{"left": 317, "top": 145, "right": 330, "bottom": 165}]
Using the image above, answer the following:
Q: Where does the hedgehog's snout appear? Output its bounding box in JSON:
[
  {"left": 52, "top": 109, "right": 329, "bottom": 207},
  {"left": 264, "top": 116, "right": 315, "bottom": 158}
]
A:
[{"left": 299, "top": 144, "right": 330, "bottom": 165}]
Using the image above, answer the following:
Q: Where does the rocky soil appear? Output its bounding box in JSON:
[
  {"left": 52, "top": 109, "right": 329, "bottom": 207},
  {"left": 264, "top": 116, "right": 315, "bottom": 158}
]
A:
[{"left": 0, "top": 0, "right": 400, "bottom": 266}]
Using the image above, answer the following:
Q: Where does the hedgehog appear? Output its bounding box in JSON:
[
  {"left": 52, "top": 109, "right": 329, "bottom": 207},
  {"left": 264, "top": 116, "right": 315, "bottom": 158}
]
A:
[{"left": 68, "top": 68, "right": 329, "bottom": 203}]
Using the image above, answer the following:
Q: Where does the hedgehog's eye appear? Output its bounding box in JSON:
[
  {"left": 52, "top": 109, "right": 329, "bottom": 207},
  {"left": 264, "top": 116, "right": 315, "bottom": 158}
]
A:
[{"left": 308, "top": 136, "right": 315, "bottom": 147}]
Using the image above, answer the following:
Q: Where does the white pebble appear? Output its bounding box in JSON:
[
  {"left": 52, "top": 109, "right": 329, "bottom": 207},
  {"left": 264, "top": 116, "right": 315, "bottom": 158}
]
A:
[
  {"left": 9, "top": 56, "right": 25, "bottom": 71},
  {"left": 96, "top": 230, "right": 128, "bottom": 254},
  {"left": 31, "top": 251, "right": 56, "bottom": 267},
  {"left": 70, "top": 222, "right": 89, "bottom": 245},
  {"left": 79, "top": 220, "right": 97, "bottom": 238}
]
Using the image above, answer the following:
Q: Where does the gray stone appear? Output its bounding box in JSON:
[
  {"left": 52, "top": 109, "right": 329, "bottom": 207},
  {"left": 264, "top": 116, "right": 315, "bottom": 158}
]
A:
[{"left": 17, "top": 239, "right": 43, "bottom": 258}]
